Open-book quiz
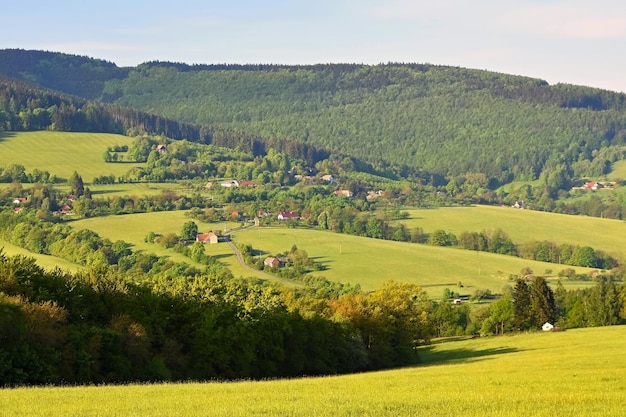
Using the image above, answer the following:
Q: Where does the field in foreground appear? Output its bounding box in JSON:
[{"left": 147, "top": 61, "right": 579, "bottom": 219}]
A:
[{"left": 1, "top": 326, "right": 624, "bottom": 417}]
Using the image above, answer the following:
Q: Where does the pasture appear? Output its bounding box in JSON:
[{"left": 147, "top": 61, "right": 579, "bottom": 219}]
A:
[
  {"left": 0, "top": 238, "right": 81, "bottom": 272},
  {"left": 71, "top": 212, "right": 596, "bottom": 296},
  {"left": 1, "top": 325, "right": 624, "bottom": 417},
  {"left": 396, "top": 205, "right": 626, "bottom": 261},
  {"left": 232, "top": 226, "right": 594, "bottom": 295},
  {"left": 0, "top": 131, "right": 142, "bottom": 181},
  {"left": 70, "top": 212, "right": 261, "bottom": 280}
]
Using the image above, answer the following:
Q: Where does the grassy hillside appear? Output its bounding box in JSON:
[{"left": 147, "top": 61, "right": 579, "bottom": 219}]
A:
[
  {"left": 2, "top": 325, "right": 624, "bottom": 416},
  {"left": 0, "top": 238, "right": 81, "bottom": 272},
  {"left": 233, "top": 226, "right": 595, "bottom": 295},
  {"left": 397, "top": 205, "right": 626, "bottom": 260},
  {"left": 0, "top": 131, "right": 142, "bottom": 182},
  {"left": 71, "top": 211, "right": 596, "bottom": 295},
  {"left": 70, "top": 212, "right": 263, "bottom": 281}
]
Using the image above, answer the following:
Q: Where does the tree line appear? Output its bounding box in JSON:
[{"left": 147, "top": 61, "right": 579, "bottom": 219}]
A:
[{"left": 0, "top": 251, "right": 431, "bottom": 385}]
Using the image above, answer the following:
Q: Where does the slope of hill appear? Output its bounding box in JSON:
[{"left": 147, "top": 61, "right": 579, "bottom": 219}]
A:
[
  {"left": 103, "top": 63, "right": 626, "bottom": 183},
  {"left": 3, "top": 49, "right": 626, "bottom": 186},
  {"left": 3, "top": 326, "right": 625, "bottom": 416},
  {"left": 0, "top": 49, "right": 129, "bottom": 99}
]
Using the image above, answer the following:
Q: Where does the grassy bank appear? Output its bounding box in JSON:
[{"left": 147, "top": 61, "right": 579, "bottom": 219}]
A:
[{"left": 1, "top": 326, "right": 624, "bottom": 417}]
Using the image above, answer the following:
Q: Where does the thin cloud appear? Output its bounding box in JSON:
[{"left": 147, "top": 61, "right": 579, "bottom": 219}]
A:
[{"left": 499, "top": 2, "right": 626, "bottom": 39}]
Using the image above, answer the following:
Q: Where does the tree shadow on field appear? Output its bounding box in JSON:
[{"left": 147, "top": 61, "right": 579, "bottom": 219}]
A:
[
  {"left": 0, "top": 131, "right": 17, "bottom": 144},
  {"left": 418, "top": 345, "right": 519, "bottom": 367}
]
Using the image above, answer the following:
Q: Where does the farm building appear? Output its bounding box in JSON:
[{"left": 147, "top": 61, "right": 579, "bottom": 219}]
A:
[
  {"left": 220, "top": 180, "right": 239, "bottom": 188},
  {"left": 277, "top": 211, "right": 299, "bottom": 220},
  {"left": 264, "top": 257, "right": 290, "bottom": 268},
  {"left": 196, "top": 232, "right": 219, "bottom": 244}
]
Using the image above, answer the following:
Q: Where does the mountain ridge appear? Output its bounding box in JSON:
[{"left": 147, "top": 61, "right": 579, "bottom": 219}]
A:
[{"left": 2, "top": 48, "right": 626, "bottom": 186}]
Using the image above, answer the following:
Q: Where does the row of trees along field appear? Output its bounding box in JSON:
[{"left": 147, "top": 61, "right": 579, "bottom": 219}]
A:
[{"left": 0, "top": 251, "right": 432, "bottom": 385}]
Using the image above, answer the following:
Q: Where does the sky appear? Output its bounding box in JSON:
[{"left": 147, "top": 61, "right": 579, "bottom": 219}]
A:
[{"left": 3, "top": 0, "right": 626, "bottom": 92}]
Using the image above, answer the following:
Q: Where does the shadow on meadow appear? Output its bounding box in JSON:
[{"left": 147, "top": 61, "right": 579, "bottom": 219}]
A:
[{"left": 418, "top": 344, "right": 519, "bottom": 366}]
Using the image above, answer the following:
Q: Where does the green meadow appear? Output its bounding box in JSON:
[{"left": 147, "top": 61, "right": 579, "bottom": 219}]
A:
[
  {"left": 71, "top": 212, "right": 596, "bottom": 296},
  {"left": 0, "top": 238, "right": 81, "bottom": 272},
  {"left": 608, "top": 159, "right": 626, "bottom": 180},
  {"left": 1, "top": 325, "right": 624, "bottom": 417},
  {"left": 232, "top": 226, "right": 594, "bottom": 295},
  {"left": 0, "top": 131, "right": 143, "bottom": 181},
  {"left": 70, "top": 212, "right": 260, "bottom": 280},
  {"left": 397, "top": 205, "right": 626, "bottom": 261}
]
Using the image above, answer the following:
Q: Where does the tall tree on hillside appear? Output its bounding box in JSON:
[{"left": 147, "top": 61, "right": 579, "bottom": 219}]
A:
[
  {"left": 530, "top": 276, "right": 556, "bottom": 327},
  {"left": 181, "top": 221, "right": 198, "bottom": 242},
  {"left": 69, "top": 171, "right": 84, "bottom": 198},
  {"left": 512, "top": 278, "right": 532, "bottom": 330}
]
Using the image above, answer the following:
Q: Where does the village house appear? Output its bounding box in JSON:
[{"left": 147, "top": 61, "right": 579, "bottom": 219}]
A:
[
  {"left": 238, "top": 180, "right": 257, "bottom": 188},
  {"left": 196, "top": 232, "right": 219, "bottom": 244},
  {"left": 156, "top": 144, "right": 167, "bottom": 153},
  {"left": 57, "top": 204, "right": 73, "bottom": 216},
  {"left": 263, "top": 257, "right": 290, "bottom": 268},
  {"left": 321, "top": 174, "right": 335, "bottom": 183},
  {"left": 264, "top": 257, "right": 281, "bottom": 268},
  {"left": 334, "top": 190, "right": 353, "bottom": 197},
  {"left": 585, "top": 181, "right": 603, "bottom": 191},
  {"left": 277, "top": 211, "right": 299, "bottom": 220},
  {"left": 366, "top": 190, "right": 385, "bottom": 201},
  {"left": 220, "top": 180, "right": 239, "bottom": 188},
  {"left": 12, "top": 197, "right": 27, "bottom": 205}
]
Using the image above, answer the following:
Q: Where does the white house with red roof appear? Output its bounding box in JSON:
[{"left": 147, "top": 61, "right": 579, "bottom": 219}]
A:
[{"left": 277, "top": 211, "right": 299, "bottom": 220}]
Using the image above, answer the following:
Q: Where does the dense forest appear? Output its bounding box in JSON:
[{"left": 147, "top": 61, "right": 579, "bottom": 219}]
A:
[{"left": 3, "top": 49, "right": 626, "bottom": 186}]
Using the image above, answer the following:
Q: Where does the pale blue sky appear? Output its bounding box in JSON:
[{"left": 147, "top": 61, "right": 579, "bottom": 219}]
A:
[{"left": 3, "top": 0, "right": 626, "bottom": 92}]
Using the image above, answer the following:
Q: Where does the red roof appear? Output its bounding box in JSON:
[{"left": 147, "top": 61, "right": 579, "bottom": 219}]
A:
[
  {"left": 196, "top": 232, "right": 218, "bottom": 243},
  {"left": 278, "top": 211, "right": 299, "bottom": 219}
]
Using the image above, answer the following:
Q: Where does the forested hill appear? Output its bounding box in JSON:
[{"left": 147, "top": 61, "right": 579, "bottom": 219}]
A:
[
  {"left": 0, "top": 78, "right": 332, "bottom": 167},
  {"left": 3, "top": 49, "right": 626, "bottom": 184}
]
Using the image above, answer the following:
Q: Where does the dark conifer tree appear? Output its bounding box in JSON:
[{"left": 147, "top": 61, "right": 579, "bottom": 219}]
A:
[
  {"left": 530, "top": 276, "right": 556, "bottom": 327},
  {"left": 512, "top": 278, "right": 532, "bottom": 330},
  {"left": 69, "top": 171, "right": 84, "bottom": 197}
]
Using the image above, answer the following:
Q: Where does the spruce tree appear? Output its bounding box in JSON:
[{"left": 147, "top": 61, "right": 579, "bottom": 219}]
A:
[
  {"left": 69, "top": 171, "right": 84, "bottom": 197},
  {"left": 530, "top": 276, "right": 556, "bottom": 327},
  {"left": 512, "top": 278, "right": 532, "bottom": 330}
]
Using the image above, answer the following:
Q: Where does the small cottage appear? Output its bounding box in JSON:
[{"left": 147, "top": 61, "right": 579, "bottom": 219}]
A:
[
  {"left": 277, "top": 211, "right": 299, "bottom": 220},
  {"left": 196, "top": 232, "right": 219, "bottom": 244}
]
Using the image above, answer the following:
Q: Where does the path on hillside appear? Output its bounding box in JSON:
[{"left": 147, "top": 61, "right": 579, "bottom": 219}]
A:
[{"left": 225, "top": 238, "right": 300, "bottom": 287}]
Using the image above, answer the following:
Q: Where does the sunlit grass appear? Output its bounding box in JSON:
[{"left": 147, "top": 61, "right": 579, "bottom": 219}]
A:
[
  {"left": 1, "top": 326, "right": 624, "bottom": 417},
  {"left": 70, "top": 211, "right": 263, "bottom": 280},
  {"left": 0, "top": 131, "right": 143, "bottom": 182},
  {"left": 396, "top": 205, "right": 626, "bottom": 261},
  {"left": 0, "top": 238, "right": 81, "bottom": 272},
  {"left": 70, "top": 212, "right": 597, "bottom": 296}
]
